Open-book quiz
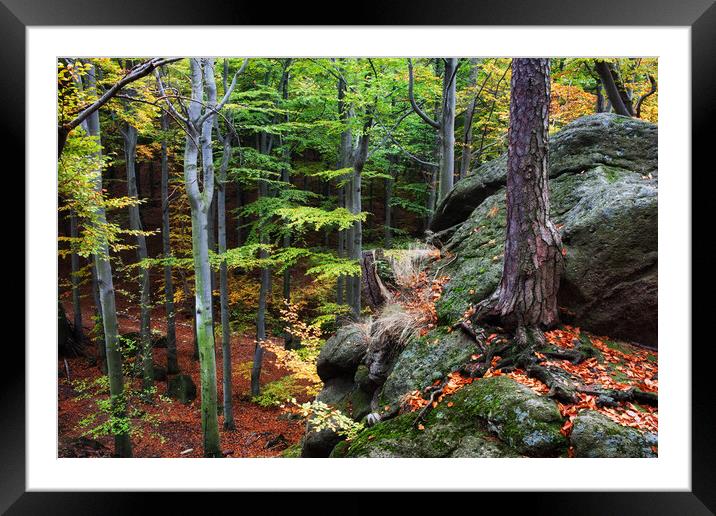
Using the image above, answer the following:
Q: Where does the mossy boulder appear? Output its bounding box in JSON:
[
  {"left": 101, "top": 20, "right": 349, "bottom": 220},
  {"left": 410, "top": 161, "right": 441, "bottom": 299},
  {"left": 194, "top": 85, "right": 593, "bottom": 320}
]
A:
[
  {"left": 316, "top": 325, "right": 369, "bottom": 382},
  {"left": 449, "top": 377, "right": 567, "bottom": 457},
  {"left": 570, "top": 410, "right": 657, "bottom": 458},
  {"left": 379, "top": 328, "right": 481, "bottom": 408},
  {"left": 338, "top": 407, "right": 523, "bottom": 458},
  {"left": 166, "top": 374, "right": 197, "bottom": 404},
  {"left": 433, "top": 115, "right": 658, "bottom": 345},
  {"left": 337, "top": 377, "right": 565, "bottom": 457}
]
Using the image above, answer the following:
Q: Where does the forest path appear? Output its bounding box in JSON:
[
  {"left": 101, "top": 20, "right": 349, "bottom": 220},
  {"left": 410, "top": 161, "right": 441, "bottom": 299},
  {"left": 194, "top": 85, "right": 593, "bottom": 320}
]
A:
[{"left": 58, "top": 292, "right": 305, "bottom": 458}]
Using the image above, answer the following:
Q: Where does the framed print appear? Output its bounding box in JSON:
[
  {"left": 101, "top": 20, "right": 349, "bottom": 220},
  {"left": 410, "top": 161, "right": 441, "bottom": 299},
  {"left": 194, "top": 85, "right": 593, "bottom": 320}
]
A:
[{"left": 6, "top": 0, "right": 714, "bottom": 512}]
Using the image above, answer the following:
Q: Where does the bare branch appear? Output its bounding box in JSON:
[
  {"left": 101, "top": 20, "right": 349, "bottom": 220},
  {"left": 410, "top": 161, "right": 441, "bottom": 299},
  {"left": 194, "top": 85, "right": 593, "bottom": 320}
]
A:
[{"left": 635, "top": 75, "right": 657, "bottom": 118}]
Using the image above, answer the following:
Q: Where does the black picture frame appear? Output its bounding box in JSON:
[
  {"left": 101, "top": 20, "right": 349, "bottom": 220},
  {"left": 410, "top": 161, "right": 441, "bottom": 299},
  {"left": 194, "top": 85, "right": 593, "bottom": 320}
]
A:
[{"left": 6, "top": 0, "right": 713, "bottom": 512}]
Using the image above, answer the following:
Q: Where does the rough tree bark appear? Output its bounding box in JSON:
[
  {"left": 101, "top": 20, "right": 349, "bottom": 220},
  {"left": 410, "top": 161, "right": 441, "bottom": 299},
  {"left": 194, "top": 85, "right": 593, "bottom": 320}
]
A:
[
  {"left": 123, "top": 123, "right": 153, "bottom": 392},
  {"left": 84, "top": 64, "right": 132, "bottom": 457},
  {"left": 493, "top": 58, "right": 564, "bottom": 350}
]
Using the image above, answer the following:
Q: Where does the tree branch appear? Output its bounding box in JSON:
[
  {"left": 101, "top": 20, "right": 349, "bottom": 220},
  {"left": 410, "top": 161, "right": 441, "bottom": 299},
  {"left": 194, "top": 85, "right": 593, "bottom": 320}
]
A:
[
  {"left": 407, "top": 59, "right": 440, "bottom": 130},
  {"left": 59, "top": 57, "right": 182, "bottom": 155}
]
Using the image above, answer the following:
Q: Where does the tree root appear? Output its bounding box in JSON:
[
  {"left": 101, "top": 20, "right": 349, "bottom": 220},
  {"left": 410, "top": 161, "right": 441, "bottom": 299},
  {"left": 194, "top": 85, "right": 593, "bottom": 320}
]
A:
[
  {"left": 412, "top": 384, "right": 444, "bottom": 429},
  {"left": 577, "top": 385, "right": 658, "bottom": 407}
]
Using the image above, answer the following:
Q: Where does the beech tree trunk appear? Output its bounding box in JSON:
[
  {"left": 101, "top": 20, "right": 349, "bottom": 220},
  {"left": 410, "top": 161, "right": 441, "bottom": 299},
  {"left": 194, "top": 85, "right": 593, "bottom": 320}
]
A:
[
  {"left": 123, "top": 123, "right": 153, "bottom": 391},
  {"left": 460, "top": 58, "right": 480, "bottom": 180},
  {"left": 494, "top": 58, "right": 563, "bottom": 344},
  {"left": 84, "top": 64, "right": 132, "bottom": 458},
  {"left": 69, "top": 210, "right": 84, "bottom": 342},
  {"left": 160, "top": 113, "right": 179, "bottom": 374},
  {"left": 438, "top": 58, "right": 457, "bottom": 201},
  {"left": 217, "top": 124, "right": 235, "bottom": 430}
]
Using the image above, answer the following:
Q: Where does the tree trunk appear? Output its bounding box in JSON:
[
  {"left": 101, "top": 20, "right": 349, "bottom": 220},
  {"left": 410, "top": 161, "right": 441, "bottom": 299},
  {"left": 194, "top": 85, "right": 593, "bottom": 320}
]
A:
[
  {"left": 217, "top": 127, "right": 235, "bottom": 430},
  {"left": 494, "top": 58, "right": 563, "bottom": 346},
  {"left": 594, "top": 60, "right": 634, "bottom": 117},
  {"left": 123, "top": 123, "right": 153, "bottom": 392},
  {"left": 84, "top": 64, "right": 132, "bottom": 458},
  {"left": 460, "top": 58, "right": 480, "bottom": 180},
  {"left": 252, "top": 174, "right": 270, "bottom": 397},
  {"left": 348, "top": 121, "right": 371, "bottom": 319},
  {"left": 438, "top": 57, "right": 457, "bottom": 201},
  {"left": 69, "top": 210, "right": 84, "bottom": 342},
  {"left": 90, "top": 261, "right": 106, "bottom": 373},
  {"left": 384, "top": 164, "right": 394, "bottom": 249},
  {"left": 336, "top": 68, "right": 352, "bottom": 307},
  {"left": 184, "top": 58, "right": 221, "bottom": 457},
  {"left": 160, "top": 113, "right": 179, "bottom": 375}
]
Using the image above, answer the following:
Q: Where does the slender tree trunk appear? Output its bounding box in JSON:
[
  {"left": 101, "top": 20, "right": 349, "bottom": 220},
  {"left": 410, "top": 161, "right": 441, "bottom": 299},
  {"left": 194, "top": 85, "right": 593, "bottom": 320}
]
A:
[
  {"left": 69, "top": 210, "right": 84, "bottom": 342},
  {"left": 251, "top": 174, "right": 270, "bottom": 396},
  {"left": 494, "top": 58, "right": 563, "bottom": 347},
  {"left": 594, "top": 60, "right": 634, "bottom": 117},
  {"left": 336, "top": 69, "right": 352, "bottom": 307},
  {"left": 123, "top": 123, "right": 153, "bottom": 392},
  {"left": 460, "top": 58, "right": 480, "bottom": 179},
  {"left": 184, "top": 58, "right": 221, "bottom": 457},
  {"left": 595, "top": 78, "right": 606, "bottom": 113},
  {"left": 251, "top": 256, "right": 269, "bottom": 397},
  {"left": 91, "top": 261, "right": 106, "bottom": 373},
  {"left": 438, "top": 57, "right": 457, "bottom": 201},
  {"left": 217, "top": 128, "right": 235, "bottom": 430},
  {"left": 84, "top": 65, "right": 132, "bottom": 458},
  {"left": 236, "top": 184, "right": 244, "bottom": 246},
  {"left": 384, "top": 161, "right": 394, "bottom": 249},
  {"left": 349, "top": 121, "right": 371, "bottom": 319},
  {"left": 160, "top": 113, "right": 179, "bottom": 374}
]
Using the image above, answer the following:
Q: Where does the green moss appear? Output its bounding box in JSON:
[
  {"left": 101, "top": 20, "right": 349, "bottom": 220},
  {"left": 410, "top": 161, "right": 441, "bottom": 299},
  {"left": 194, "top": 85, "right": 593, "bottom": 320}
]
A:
[{"left": 279, "top": 442, "right": 302, "bottom": 458}]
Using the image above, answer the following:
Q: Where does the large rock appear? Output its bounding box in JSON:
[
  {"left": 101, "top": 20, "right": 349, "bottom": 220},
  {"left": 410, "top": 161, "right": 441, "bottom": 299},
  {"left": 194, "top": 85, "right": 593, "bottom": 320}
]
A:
[
  {"left": 332, "top": 410, "right": 521, "bottom": 458},
  {"left": 316, "top": 326, "right": 369, "bottom": 382},
  {"left": 379, "top": 328, "right": 481, "bottom": 408},
  {"left": 300, "top": 376, "right": 372, "bottom": 458},
  {"left": 570, "top": 410, "right": 657, "bottom": 458},
  {"left": 433, "top": 114, "right": 658, "bottom": 345},
  {"left": 337, "top": 377, "right": 565, "bottom": 458},
  {"left": 449, "top": 377, "right": 567, "bottom": 457},
  {"left": 431, "top": 113, "right": 657, "bottom": 232}
]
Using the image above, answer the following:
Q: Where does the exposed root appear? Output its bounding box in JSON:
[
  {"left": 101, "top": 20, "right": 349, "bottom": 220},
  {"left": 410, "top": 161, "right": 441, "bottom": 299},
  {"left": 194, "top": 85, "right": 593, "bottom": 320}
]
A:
[{"left": 412, "top": 384, "right": 444, "bottom": 429}]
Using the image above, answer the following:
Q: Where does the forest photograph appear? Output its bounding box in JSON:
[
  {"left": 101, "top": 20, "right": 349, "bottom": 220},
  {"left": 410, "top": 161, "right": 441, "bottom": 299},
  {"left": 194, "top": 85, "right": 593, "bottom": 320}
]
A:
[{"left": 56, "top": 56, "right": 659, "bottom": 460}]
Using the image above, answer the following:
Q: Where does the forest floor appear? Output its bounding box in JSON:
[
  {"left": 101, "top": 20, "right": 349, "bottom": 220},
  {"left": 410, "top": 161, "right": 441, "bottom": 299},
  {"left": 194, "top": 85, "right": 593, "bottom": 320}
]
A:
[{"left": 58, "top": 293, "right": 309, "bottom": 458}]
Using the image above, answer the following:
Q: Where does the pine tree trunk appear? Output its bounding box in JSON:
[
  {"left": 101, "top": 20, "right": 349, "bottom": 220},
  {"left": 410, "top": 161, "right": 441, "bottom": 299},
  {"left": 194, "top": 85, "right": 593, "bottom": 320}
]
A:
[
  {"left": 123, "top": 123, "right": 153, "bottom": 392},
  {"left": 84, "top": 64, "right": 132, "bottom": 458},
  {"left": 494, "top": 58, "right": 563, "bottom": 344},
  {"left": 160, "top": 113, "right": 179, "bottom": 375}
]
